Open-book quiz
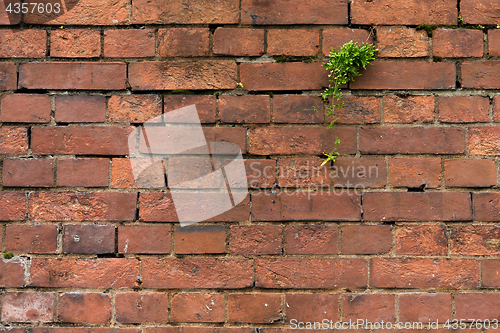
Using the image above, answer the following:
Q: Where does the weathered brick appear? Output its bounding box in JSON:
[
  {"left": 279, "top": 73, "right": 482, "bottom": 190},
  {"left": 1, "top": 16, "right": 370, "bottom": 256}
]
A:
[
  {"left": 377, "top": 27, "right": 429, "bottom": 57},
  {"left": 158, "top": 28, "right": 209, "bottom": 57},
  {"left": 58, "top": 293, "right": 111, "bottom": 323},
  {"left": 482, "top": 259, "right": 500, "bottom": 288},
  {"left": 165, "top": 95, "right": 216, "bottom": 123},
  {"left": 468, "top": 127, "right": 500, "bottom": 155},
  {"left": 278, "top": 158, "right": 330, "bottom": 187},
  {"left": 322, "top": 29, "right": 372, "bottom": 55},
  {"left": 395, "top": 225, "right": 448, "bottom": 255},
  {"left": 245, "top": 159, "right": 277, "bottom": 188},
  {"left": 474, "top": 193, "right": 500, "bottom": 221},
  {"left": 0, "top": 30, "right": 46, "bottom": 58},
  {"left": 104, "top": 29, "right": 155, "bottom": 58},
  {"left": 145, "top": 328, "right": 251, "bottom": 333},
  {"left": 388, "top": 158, "right": 441, "bottom": 189},
  {"left": 118, "top": 225, "right": 171, "bottom": 254},
  {"left": 108, "top": 95, "right": 161, "bottom": 123},
  {"left": 285, "top": 293, "right": 339, "bottom": 322},
  {"left": 6, "top": 224, "right": 58, "bottom": 254},
  {"left": 171, "top": 293, "right": 224, "bottom": 323},
  {"left": 32, "top": 329, "right": 139, "bottom": 333},
  {"left": 3, "top": 159, "right": 54, "bottom": 187},
  {"left": 342, "top": 294, "right": 395, "bottom": 322},
  {"left": 55, "top": 95, "right": 106, "bottom": 123},
  {"left": 1, "top": 292, "right": 55, "bottom": 323},
  {"left": 439, "top": 96, "right": 489, "bottom": 123},
  {"left": 383, "top": 95, "right": 435, "bottom": 123},
  {"left": 267, "top": 29, "right": 319, "bottom": 56},
  {"left": 455, "top": 293, "right": 500, "bottom": 320},
  {"left": 341, "top": 225, "right": 392, "bottom": 254},
  {"left": 0, "top": 127, "right": 27, "bottom": 154},
  {"left": 489, "top": 29, "right": 500, "bottom": 56},
  {"left": 0, "top": 94, "right": 51, "bottom": 123},
  {"left": 62, "top": 224, "right": 115, "bottom": 254},
  {"left": 228, "top": 293, "right": 282, "bottom": 323},
  {"left": 461, "top": 0, "right": 500, "bottom": 25},
  {"left": 398, "top": 293, "right": 451, "bottom": 323},
  {"left": 0, "top": 192, "right": 26, "bottom": 221},
  {"left": 335, "top": 96, "right": 381, "bottom": 124},
  {"left": 445, "top": 159, "right": 496, "bottom": 187},
  {"left": 56, "top": 158, "right": 109, "bottom": 187},
  {"left": 175, "top": 225, "right": 226, "bottom": 254},
  {"left": 213, "top": 28, "right": 264, "bottom": 56},
  {"left": 116, "top": 292, "right": 169, "bottom": 324},
  {"left": 433, "top": 29, "right": 483, "bottom": 58},
  {"left": 462, "top": 61, "right": 500, "bottom": 89},
  {"left": 0, "top": 0, "right": 21, "bottom": 25},
  {"left": 0, "top": 63, "right": 17, "bottom": 90},
  {"left": 110, "top": 158, "right": 164, "bottom": 189},
  {"left": 50, "top": 29, "right": 101, "bottom": 58},
  {"left": 285, "top": 225, "right": 338, "bottom": 255},
  {"left": 229, "top": 225, "right": 282, "bottom": 255},
  {"left": 219, "top": 95, "right": 271, "bottom": 124},
  {"left": 272, "top": 95, "right": 324, "bottom": 124},
  {"left": 451, "top": 225, "right": 500, "bottom": 255},
  {"left": 0, "top": 257, "right": 26, "bottom": 287},
  {"left": 333, "top": 158, "right": 387, "bottom": 189}
]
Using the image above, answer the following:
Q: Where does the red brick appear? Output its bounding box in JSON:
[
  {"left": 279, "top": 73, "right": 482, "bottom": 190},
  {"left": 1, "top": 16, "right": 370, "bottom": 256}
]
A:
[
  {"left": 50, "top": 30, "right": 100, "bottom": 58},
  {"left": 285, "top": 293, "right": 339, "bottom": 323},
  {"left": 19, "top": 62, "right": 127, "bottom": 90},
  {"left": 240, "top": 63, "right": 328, "bottom": 91},
  {"left": 158, "top": 28, "right": 209, "bottom": 57},
  {"left": 341, "top": 225, "right": 392, "bottom": 254},
  {"left": 108, "top": 95, "right": 161, "bottom": 123},
  {"left": 433, "top": 29, "right": 483, "bottom": 58},
  {"left": 58, "top": 293, "right": 111, "bottom": 323},
  {"left": 171, "top": 293, "right": 224, "bottom": 323},
  {"left": 451, "top": 225, "right": 500, "bottom": 255},
  {"left": 278, "top": 158, "right": 330, "bottom": 187},
  {"left": 439, "top": 96, "right": 489, "bottom": 123},
  {"left": 0, "top": 257, "right": 26, "bottom": 287},
  {"left": 245, "top": 159, "right": 277, "bottom": 188},
  {"left": 351, "top": 0, "right": 457, "bottom": 25},
  {"left": 495, "top": 95, "right": 500, "bottom": 122},
  {"left": 0, "top": 94, "right": 51, "bottom": 123},
  {"left": 461, "top": 0, "right": 500, "bottom": 25},
  {"left": 0, "top": 127, "right": 27, "bottom": 155},
  {"left": 351, "top": 62, "right": 456, "bottom": 90},
  {"left": 165, "top": 95, "right": 216, "bottom": 123},
  {"left": 175, "top": 225, "right": 226, "bottom": 254},
  {"left": 462, "top": 61, "right": 500, "bottom": 89},
  {"left": 364, "top": 192, "right": 472, "bottom": 222},
  {"left": 342, "top": 294, "right": 395, "bottom": 322},
  {"left": 0, "top": 192, "right": 26, "bottom": 221},
  {"left": 474, "top": 193, "right": 500, "bottom": 221},
  {"left": 129, "top": 61, "right": 237, "bottom": 90},
  {"left": 388, "top": 158, "right": 441, "bottom": 189},
  {"left": 241, "top": 0, "right": 347, "bottom": 25},
  {"left": 62, "top": 224, "right": 115, "bottom": 254},
  {"left": 322, "top": 29, "right": 372, "bottom": 56},
  {"left": 377, "top": 27, "right": 429, "bottom": 57},
  {"left": 267, "top": 29, "right": 319, "bottom": 56},
  {"left": 395, "top": 225, "right": 448, "bottom": 255},
  {"left": 111, "top": 158, "right": 165, "bottom": 189},
  {"left": 5, "top": 224, "right": 58, "bottom": 254},
  {"left": 455, "top": 293, "right": 500, "bottom": 320},
  {"left": 32, "top": 329, "right": 139, "bottom": 333},
  {"left": 118, "top": 225, "right": 171, "bottom": 254},
  {"left": 489, "top": 29, "right": 500, "bottom": 56},
  {"left": 28, "top": 192, "right": 136, "bottom": 222},
  {"left": 3, "top": 159, "right": 54, "bottom": 187},
  {"left": 55, "top": 95, "right": 106, "bottom": 123},
  {"left": 252, "top": 192, "right": 360, "bottom": 221},
  {"left": 0, "top": 30, "right": 46, "bottom": 58},
  {"left": 272, "top": 95, "right": 324, "bottom": 124},
  {"left": 335, "top": 96, "right": 381, "bottom": 124},
  {"left": 0, "top": 329, "right": 27, "bottom": 333},
  {"left": 104, "top": 29, "right": 155, "bottom": 58},
  {"left": 285, "top": 225, "right": 338, "bottom": 255},
  {"left": 219, "top": 95, "right": 270, "bottom": 124},
  {"left": 371, "top": 258, "right": 478, "bottom": 289},
  {"left": 57, "top": 158, "right": 109, "bottom": 187},
  {"left": 31, "top": 126, "right": 133, "bottom": 155},
  {"left": 482, "top": 259, "right": 500, "bottom": 287},
  {"left": 213, "top": 28, "right": 264, "bottom": 56},
  {"left": 29, "top": 258, "right": 139, "bottom": 288},
  {"left": 360, "top": 127, "right": 465, "bottom": 154},
  {"left": 145, "top": 329, "right": 250, "bottom": 333},
  {"left": 398, "top": 293, "right": 451, "bottom": 323},
  {"left": 229, "top": 225, "right": 282, "bottom": 255},
  {"left": 1, "top": 292, "right": 54, "bottom": 322},
  {"left": 445, "top": 159, "right": 496, "bottom": 187},
  {"left": 132, "top": 0, "right": 238, "bottom": 24},
  {"left": 0, "top": 63, "right": 17, "bottom": 91},
  {"left": 228, "top": 293, "right": 282, "bottom": 323},
  {"left": 469, "top": 127, "right": 500, "bottom": 155},
  {"left": 0, "top": 0, "right": 21, "bottom": 25},
  {"left": 142, "top": 258, "right": 253, "bottom": 289},
  {"left": 116, "top": 292, "right": 169, "bottom": 324},
  {"left": 333, "top": 158, "right": 387, "bottom": 189},
  {"left": 383, "top": 95, "right": 435, "bottom": 123}
]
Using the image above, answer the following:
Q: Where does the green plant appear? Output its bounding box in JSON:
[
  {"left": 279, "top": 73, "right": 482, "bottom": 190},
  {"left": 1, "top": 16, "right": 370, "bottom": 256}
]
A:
[
  {"left": 321, "top": 138, "right": 340, "bottom": 166},
  {"left": 3, "top": 253, "right": 14, "bottom": 259},
  {"left": 236, "top": 82, "right": 244, "bottom": 89}
]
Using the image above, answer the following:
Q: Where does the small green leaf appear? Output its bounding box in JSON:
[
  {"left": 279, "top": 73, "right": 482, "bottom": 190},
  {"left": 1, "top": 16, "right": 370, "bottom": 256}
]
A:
[{"left": 3, "top": 253, "right": 14, "bottom": 259}]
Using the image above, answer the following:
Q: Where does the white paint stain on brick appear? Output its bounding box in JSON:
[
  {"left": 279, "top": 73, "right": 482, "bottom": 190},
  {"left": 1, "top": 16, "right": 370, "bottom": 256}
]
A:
[{"left": 1, "top": 292, "right": 55, "bottom": 322}]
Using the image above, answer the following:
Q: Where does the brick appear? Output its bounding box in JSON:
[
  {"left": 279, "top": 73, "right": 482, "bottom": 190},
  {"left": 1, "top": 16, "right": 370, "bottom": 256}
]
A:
[
  {"left": 32, "top": 329, "right": 139, "bottom": 333},
  {"left": 132, "top": 0, "right": 238, "bottom": 24},
  {"left": 229, "top": 225, "right": 282, "bottom": 255},
  {"left": 256, "top": 258, "right": 367, "bottom": 289},
  {"left": 19, "top": 62, "right": 127, "bottom": 90},
  {"left": 1, "top": 292, "right": 54, "bottom": 322},
  {"left": 171, "top": 293, "right": 224, "bottom": 323},
  {"left": 58, "top": 293, "right": 111, "bottom": 323},
  {"left": 142, "top": 258, "right": 253, "bottom": 289},
  {"left": 5, "top": 224, "right": 58, "bottom": 254},
  {"left": 267, "top": 29, "right": 319, "bottom": 56},
  {"left": 252, "top": 192, "right": 360, "bottom": 221},
  {"left": 240, "top": 63, "right": 328, "bottom": 91},
  {"left": 0, "top": 127, "right": 28, "bottom": 155},
  {"left": 383, "top": 95, "right": 435, "bottom": 123},
  {"left": 0, "top": 257, "right": 26, "bottom": 287},
  {"left": 158, "top": 28, "right": 209, "bottom": 57},
  {"left": 469, "top": 127, "right": 500, "bottom": 155},
  {"left": 474, "top": 193, "right": 500, "bottom": 221},
  {"left": 104, "top": 29, "right": 155, "bottom": 58},
  {"left": 0, "top": 0, "right": 21, "bottom": 25},
  {"left": 55, "top": 95, "right": 106, "bottom": 123},
  {"left": 175, "top": 225, "right": 226, "bottom": 254},
  {"left": 228, "top": 293, "right": 282, "bottom": 323},
  {"left": 341, "top": 225, "right": 392, "bottom": 254},
  {"left": 145, "top": 329, "right": 251, "bottom": 333},
  {"left": 495, "top": 95, "right": 500, "bottom": 122},
  {"left": 272, "top": 95, "right": 324, "bottom": 124},
  {"left": 213, "top": 28, "right": 264, "bottom": 56},
  {"left": 28, "top": 192, "right": 136, "bottom": 222},
  {"left": 3, "top": 159, "right": 54, "bottom": 187},
  {"left": 395, "top": 225, "right": 448, "bottom": 255},
  {"left": 439, "top": 96, "right": 489, "bottom": 123},
  {"left": 0, "top": 30, "right": 46, "bottom": 58},
  {"left": 388, "top": 158, "right": 441, "bottom": 189},
  {"left": 461, "top": 0, "right": 500, "bottom": 25},
  {"left": 285, "top": 225, "right": 338, "bottom": 255},
  {"left": 462, "top": 61, "right": 500, "bottom": 89},
  {"left": 364, "top": 192, "right": 472, "bottom": 222},
  {"left": 57, "top": 158, "right": 109, "bottom": 187},
  {"left": 31, "top": 126, "right": 133, "bottom": 155},
  {"left": 29, "top": 258, "right": 139, "bottom": 288},
  {"left": 433, "top": 29, "right": 483, "bottom": 58},
  {"left": 165, "top": 95, "right": 216, "bottom": 123},
  {"left": 241, "top": 0, "right": 347, "bottom": 25},
  {"left": 445, "top": 159, "right": 496, "bottom": 187},
  {"left": 455, "top": 293, "right": 500, "bottom": 320},
  {"left": 398, "top": 293, "right": 451, "bottom": 323},
  {"left": 335, "top": 96, "right": 380, "bottom": 124},
  {"left": 50, "top": 30, "right": 101, "bottom": 58},
  {"left": 285, "top": 293, "right": 338, "bottom": 323},
  {"left": 245, "top": 159, "right": 277, "bottom": 188},
  {"left": 360, "top": 127, "right": 465, "bottom": 154},
  {"left": 342, "top": 294, "right": 395, "bottom": 322},
  {"left": 116, "top": 292, "right": 169, "bottom": 324},
  {"left": 0, "top": 192, "right": 26, "bottom": 221},
  {"left": 278, "top": 158, "right": 330, "bottom": 187},
  {"left": 0, "top": 63, "right": 17, "bottom": 90},
  {"left": 118, "top": 225, "right": 171, "bottom": 254},
  {"left": 451, "top": 225, "right": 500, "bottom": 255},
  {"left": 351, "top": 0, "right": 457, "bottom": 25},
  {"left": 350, "top": 62, "right": 456, "bottom": 90},
  {"left": 0, "top": 328, "right": 26, "bottom": 333},
  {"left": 1, "top": 94, "right": 51, "bottom": 123},
  {"left": 322, "top": 29, "right": 372, "bottom": 55},
  {"left": 377, "top": 27, "right": 429, "bottom": 57},
  {"left": 334, "top": 158, "right": 386, "bottom": 189},
  {"left": 108, "top": 95, "right": 161, "bottom": 123},
  {"left": 111, "top": 158, "right": 165, "bottom": 189},
  {"left": 489, "top": 29, "right": 500, "bottom": 56},
  {"left": 219, "top": 95, "right": 270, "bottom": 124},
  {"left": 370, "top": 258, "right": 478, "bottom": 289},
  {"left": 129, "top": 61, "right": 237, "bottom": 90},
  {"left": 482, "top": 259, "right": 500, "bottom": 287},
  {"left": 62, "top": 224, "right": 115, "bottom": 254}
]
